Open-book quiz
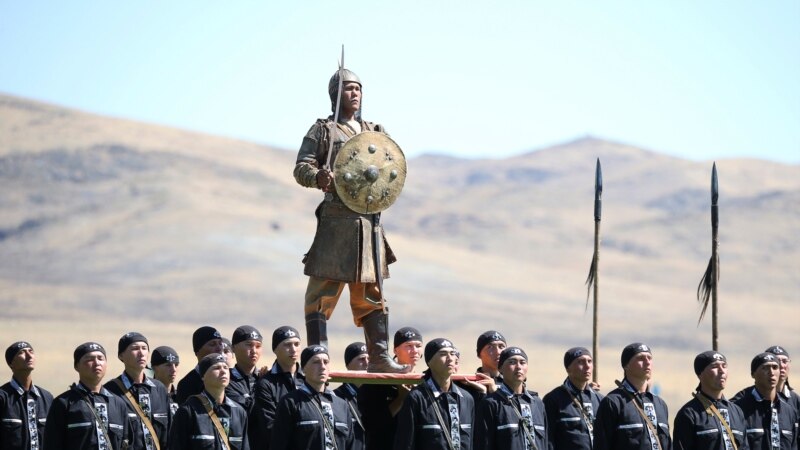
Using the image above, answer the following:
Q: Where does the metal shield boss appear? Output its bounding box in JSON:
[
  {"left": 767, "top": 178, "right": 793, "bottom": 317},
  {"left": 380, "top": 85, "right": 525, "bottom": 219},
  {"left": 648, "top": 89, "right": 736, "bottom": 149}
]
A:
[{"left": 333, "top": 131, "right": 407, "bottom": 214}]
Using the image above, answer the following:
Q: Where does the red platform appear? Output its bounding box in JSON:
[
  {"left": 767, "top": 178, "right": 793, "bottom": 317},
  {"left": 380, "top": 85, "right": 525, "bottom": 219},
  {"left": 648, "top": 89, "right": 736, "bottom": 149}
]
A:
[{"left": 329, "top": 371, "right": 480, "bottom": 385}]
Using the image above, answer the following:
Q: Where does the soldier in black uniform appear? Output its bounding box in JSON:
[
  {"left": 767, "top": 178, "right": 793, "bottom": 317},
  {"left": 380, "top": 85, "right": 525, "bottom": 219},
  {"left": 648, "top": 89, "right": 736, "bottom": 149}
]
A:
[
  {"left": 150, "top": 346, "right": 180, "bottom": 417},
  {"left": 764, "top": 345, "right": 800, "bottom": 418},
  {"left": 176, "top": 326, "right": 225, "bottom": 405},
  {"left": 226, "top": 326, "right": 263, "bottom": 412},
  {"left": 593, "top": 343, "right": 671, "bottom": 450},
  {"left": 673, "top": 351, "right": 748, "bottom": 449},
  {"left": 474, "top": 346, "right": 549, "bottom": 450},
  {"left": 105, "top": 332, "right": 172, "bottom": 450},
  {"left": 1, "top": 341, "right": 53, "bottom": 450},
  {"left": 460, "top": 330, "right": 507, "bottom": 407},
  {"left": 44, "top": 342, "right": 135, "bottom": 450},
  {"left": 358, "top": 326, "right": 423, "bottom": 450},
  {"left": 248, "top": 326, "right": 304, "bottom": 450},
  {"left": 734, "top": 352, "right": 798, "bottom": 449},
  {"left": 394, "top": 338, "right": 474, "bottom": 450},
  {"left": 543, "top": 346, "right": 603, "bottom": 449},
  {"left": 333, "top": 342, "right": 368, "bottom": 450},
  {"left": 271, "top": 345, "right": 354, "bottom": 450},
  {"left": 169, "top": 353, "right": 249, "bottom": 450}
]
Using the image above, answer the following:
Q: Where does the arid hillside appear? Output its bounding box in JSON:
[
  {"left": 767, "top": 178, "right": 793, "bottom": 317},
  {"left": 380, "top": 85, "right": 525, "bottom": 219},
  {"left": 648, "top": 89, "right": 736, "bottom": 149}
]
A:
[{"left": 1, "top": 93, "right": 798, "bottom": 414}]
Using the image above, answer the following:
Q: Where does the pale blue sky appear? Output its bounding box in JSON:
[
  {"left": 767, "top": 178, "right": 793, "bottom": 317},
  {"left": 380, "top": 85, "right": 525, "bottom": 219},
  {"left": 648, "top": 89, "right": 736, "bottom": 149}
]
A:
[{"left": 2, "top": 2, "right": 798, "bottom": 163}]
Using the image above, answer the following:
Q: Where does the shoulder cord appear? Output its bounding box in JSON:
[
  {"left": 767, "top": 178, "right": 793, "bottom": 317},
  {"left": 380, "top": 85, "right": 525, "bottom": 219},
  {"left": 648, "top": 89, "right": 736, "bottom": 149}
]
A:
[
  {"left": 561, "top": 385, "right": 595, "bottom": 437},
  {"left": 345, "top": 397, "right": 364, "bottom": 433},
  {"left": 79, "top": 393, "right": 118, "bottom": 450},
  {"left": 194, "top": 395, "right": 232, "bottom": 450},
  {"left": 421, "top": 384, "right": 457, "bottom": 450},
  {"left": 305, "top": 394, "right": 340, "bottom": 450},
  {"left": 112, "top": 379, "right": 161, "bottom": 450},
  {"left": 615, "top": 382, "right": 663, "bottom": 450},
  {"left": 694, "top": 393, "right": 739, "bottom": 450},
  {"left": 503, "top": 395, "right": 539, "bottom": 450}
]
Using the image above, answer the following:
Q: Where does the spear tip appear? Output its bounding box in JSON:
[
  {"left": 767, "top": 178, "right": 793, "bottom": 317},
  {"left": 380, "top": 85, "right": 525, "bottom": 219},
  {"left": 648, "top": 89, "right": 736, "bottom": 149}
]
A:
[
  {"left": 595, "top": 158, "right": 603, "bottom": 194},
  {"left": 711, "top": 162, "right": 719, "bottom": 203}
]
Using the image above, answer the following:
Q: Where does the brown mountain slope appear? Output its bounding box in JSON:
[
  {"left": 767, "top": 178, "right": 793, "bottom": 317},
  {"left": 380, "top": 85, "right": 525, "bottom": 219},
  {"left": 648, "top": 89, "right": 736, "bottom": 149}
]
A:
[{"left": 1, "top": 93, "right": 798, "bottom": 414}]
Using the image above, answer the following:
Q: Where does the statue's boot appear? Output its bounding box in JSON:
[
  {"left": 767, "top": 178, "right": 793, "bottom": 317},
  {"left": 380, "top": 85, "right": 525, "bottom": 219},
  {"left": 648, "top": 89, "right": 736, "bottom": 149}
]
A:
[
  {"left": 305, "top": 312, "right": 328, "bottom": 348},
  {"left": 363, "top": 310, "right": 410, "bottom": 373}
]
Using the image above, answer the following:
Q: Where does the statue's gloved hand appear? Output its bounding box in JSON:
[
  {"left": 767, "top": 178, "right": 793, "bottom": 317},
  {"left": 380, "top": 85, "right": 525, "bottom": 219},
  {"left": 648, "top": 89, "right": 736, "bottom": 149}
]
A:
[{"left": 316, "top": 169, "right": 334, "bottom": 192}]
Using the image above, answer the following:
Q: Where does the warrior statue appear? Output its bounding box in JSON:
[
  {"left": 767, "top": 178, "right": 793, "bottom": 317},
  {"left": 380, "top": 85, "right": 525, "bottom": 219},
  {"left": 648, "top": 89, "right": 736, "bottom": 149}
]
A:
[{"left": 293, "top": 65, "right": 408, "bottom": 374}]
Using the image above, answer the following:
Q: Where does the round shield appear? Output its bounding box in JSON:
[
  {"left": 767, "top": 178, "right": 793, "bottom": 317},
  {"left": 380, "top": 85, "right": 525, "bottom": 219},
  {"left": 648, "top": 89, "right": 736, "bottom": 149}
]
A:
[{"left": 333, "top": 131, "right": 407, "bottom": 214}]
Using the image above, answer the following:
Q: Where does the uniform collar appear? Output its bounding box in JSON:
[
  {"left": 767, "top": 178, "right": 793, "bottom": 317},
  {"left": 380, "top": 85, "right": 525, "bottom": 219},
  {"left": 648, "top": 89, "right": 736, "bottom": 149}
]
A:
[
  {"left": 621, "top": 378, "right": 651, "bottom": 395},
  {"left": 270, "top": 360, "right": 302, "bottom": 376},
  {"left": 779, "top": 384, "right": 792, "bottom": 399},
  {"left": 498, "top": 382, "right": 534, "bottom": 401},
  {"left": 231, "top": 365, "right": 256, "bottom": 380},
  {"left": 564, "top": 378, "right": 592, "bottom": 395},
  {"left": 201, "top": 390, "right": 234, "bottom": 408},
  {"left": 697, "top": 389, "right": 728, "bottom": 405},
  {"left": 341, "top": 383, "right": 358, "bottom": 397},
  {"left": 751, "top": 386, "right": 779, "bottom": 406},
  {"left": 424, "top": 375, "right": 463, "bottom": 398},
  {"left": 74, "top": 382, "right": 112, "bottom": 398},
  {"left": 476, "top": 366, "right": 503, "bottom": 383},
  {"left": 121, "top": 371, "right": 156, "bottom": 389},
  {"left": 9, "top": 377, "right": 41, "bottom": 397},
  {"left": 300, "top": 382, "right": 333, "bottom": 400}
]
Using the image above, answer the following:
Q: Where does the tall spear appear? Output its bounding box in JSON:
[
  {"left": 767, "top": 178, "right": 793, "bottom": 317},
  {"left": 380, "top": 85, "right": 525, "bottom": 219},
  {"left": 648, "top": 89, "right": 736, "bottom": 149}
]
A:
[
  {"left": 585, "top": 158, "right": 602, "bottom": 382},
  {"left": 697, "top": 162, "right": 720, "bottom": 350}
]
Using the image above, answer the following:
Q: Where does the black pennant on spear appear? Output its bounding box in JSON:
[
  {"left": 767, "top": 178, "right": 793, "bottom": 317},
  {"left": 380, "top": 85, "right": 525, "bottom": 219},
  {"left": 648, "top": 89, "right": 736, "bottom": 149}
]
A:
[
  {"left": 697, "top": 162, "right": 720, "bottom": 350},
  {"left": 585, "top": 158, "right": 602, "bottom": 382}
]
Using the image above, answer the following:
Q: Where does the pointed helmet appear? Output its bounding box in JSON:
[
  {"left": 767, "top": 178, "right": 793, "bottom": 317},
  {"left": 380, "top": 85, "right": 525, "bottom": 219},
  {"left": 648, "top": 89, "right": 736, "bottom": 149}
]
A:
[{"left": 328, "top": 68, "right": 362, "bottom": 114}]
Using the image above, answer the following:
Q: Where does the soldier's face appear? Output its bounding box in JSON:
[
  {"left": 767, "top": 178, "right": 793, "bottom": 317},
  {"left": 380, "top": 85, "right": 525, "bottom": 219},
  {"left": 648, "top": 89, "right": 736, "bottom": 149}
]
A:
[
  {"left": 753, "top": 362, "right": 780, "bottom": 390},
  {"left": 567, "top": 355, "right": 593, "bottom": 384},
  {"left": 153, "top": 362, "right": 178, "bottom": 385},
  {"left": 395, "top": 341, "right": 423, "bottom": 366},
  {"left": 479, "top": 341, "right": 507, "bottom": 371},
  {"left": 303, "top": 354, "right": 330, "bottom": 387},
  {"left": 275, "top": 338, "right": 301, "bottom": 367},
  {"left": 775, "top": 355, "right": 790, "bottom": 382},
  {"left": 340, "top": 82, "right": 361, "bottom": 116},
  {"left": 234, "top": 340, "right": 262, "bottom": 368},
  {"left": 699, "top": 361, "right": 727, "bottom": 392},
  {"left": 428, "top": 348, "right": 458, "bottom": 379},
  {"left": 500, "top": 356, "right": 528, "bottom": 384},
  {"left": 76, "top": 351, "right": 107, "bottom": 384},
  {"left": 203, "top": 362, "right": 230, "bottom": 390},
  {"left": 9, "top": 347, "right": 35, "bottom": 372},
  {"left": 119, "top": 341, "right": 149, "bottom": 372},
  {"left": 197, "top": 339, "right": 224, "bottom": 359},
  {"left": 222, "top": 345, "right": 235, "bottom": 368},
  {"left": 624, "top": 352, "right": 653, "bottom": 381},
  {"left": 346, "top": 354, "right": 369, "bottom": 371}
]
